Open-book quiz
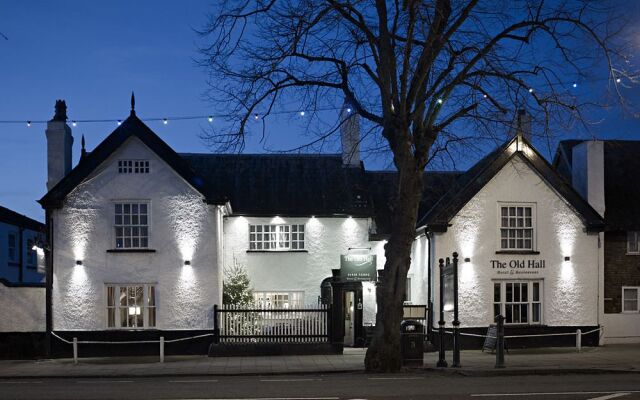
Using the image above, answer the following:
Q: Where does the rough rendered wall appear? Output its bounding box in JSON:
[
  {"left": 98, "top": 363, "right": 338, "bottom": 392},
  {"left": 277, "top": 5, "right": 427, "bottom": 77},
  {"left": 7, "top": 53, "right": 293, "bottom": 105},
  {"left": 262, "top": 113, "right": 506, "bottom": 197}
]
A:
[
  {"left": 434, "top": 155, "right": 599, "bottom": 328},
  {"left": 224, "top": 216, "right": 382, "bottom": 306},
  {"left": 0, "top": 282, "right": 45, "bottom": 332},
  {"left": 52, "top": 137, "right": 221, "bottom": 331}
]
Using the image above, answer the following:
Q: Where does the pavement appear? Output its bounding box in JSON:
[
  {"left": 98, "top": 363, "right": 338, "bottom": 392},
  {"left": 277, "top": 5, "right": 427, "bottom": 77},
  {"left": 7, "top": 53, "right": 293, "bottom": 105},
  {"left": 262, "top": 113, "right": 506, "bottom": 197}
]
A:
[{"left": 0, "top": 345, "right": 639, "bottom": 379}]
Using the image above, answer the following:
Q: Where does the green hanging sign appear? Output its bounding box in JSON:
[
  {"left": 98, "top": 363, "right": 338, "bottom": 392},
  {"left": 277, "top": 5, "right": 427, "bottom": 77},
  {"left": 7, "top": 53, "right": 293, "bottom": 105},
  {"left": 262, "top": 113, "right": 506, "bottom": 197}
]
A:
[{"left": 340, "top": 254, "right": 377, "bottom": 282}]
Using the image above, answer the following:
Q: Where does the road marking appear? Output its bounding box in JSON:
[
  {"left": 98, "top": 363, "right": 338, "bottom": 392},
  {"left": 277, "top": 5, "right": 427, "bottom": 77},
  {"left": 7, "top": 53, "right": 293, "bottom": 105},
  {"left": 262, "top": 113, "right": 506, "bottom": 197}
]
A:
[
  {"left": 368, "top": 377, "right": 424, "bottom": 380},
  {"left": 260, "top": 378, "right": 323, "bottom": 382},
  {"left": 168, "top": 379, "right": 219, "bottom": 383},
  {"left": 0, "top": 381, "right": 43, "bottom": 384},
  {"left": 171, "top": 398, "right": 339, "bottom": 400},
  {"left": 76, "top": 380, "right": 134, "bottom": 384},
  {"left": 588, "top": 394, "right": 630, "bottom": 400},
  {"left": 471, "top": 390, "right": 640, "bottom": 397}
]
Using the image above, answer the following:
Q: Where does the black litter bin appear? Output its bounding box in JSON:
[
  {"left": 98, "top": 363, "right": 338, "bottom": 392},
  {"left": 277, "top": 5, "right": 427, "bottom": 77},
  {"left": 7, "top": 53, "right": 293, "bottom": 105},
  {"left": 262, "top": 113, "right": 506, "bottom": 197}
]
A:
[{"left": 400, "top": 320, "right": 424, "bottom": 366}]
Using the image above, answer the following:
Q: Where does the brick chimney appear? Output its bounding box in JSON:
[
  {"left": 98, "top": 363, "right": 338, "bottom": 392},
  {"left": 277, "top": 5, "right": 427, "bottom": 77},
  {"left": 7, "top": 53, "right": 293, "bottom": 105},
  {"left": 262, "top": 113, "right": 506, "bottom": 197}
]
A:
[
  {"left": 45, "top": 100, "right": 73, "bottom": 191},
  {"left": 340, "top": 103, "right": 360, "bottom": 167}
]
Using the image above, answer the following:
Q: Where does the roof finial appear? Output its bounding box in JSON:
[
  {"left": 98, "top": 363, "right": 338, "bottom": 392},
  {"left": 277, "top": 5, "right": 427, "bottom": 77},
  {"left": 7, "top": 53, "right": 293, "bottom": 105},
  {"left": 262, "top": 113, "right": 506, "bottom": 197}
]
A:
[
  {"left": 130, "top": 91, "right": 136, "bottom": 116},
  {"left": 80, "top": 134, "right": 87, "bottom": 160}
]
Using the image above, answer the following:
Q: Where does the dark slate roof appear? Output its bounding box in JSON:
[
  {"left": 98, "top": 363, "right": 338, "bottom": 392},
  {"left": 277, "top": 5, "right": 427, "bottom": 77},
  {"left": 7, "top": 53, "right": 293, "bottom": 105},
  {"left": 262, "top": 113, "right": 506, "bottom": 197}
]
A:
[
  {"left": 366, "top": 171, "right": 462, "bottom": 236},
  {"left": 181, "top": 154, "right": 373, "bottom": 217},
  {"left": 554, "top": 140, "right": 640, "bottom": 230},
  {"left": 39, "top": 114, "right": 223, "bottom": 208},
  {"left": 0, "top": 205, "right": 45, "bottom": 232},
  {"left": 552, "top": 139, "right": 583, "bottom": 183},
  {"left": 420, "top": 135, "right": 605, "bottom": 232}
]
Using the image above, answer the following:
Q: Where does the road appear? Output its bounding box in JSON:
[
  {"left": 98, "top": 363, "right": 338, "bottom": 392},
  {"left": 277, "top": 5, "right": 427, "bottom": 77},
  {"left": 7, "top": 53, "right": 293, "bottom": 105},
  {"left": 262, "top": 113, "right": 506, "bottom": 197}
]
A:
[{"left": 0, "top": 372, "right": 639, "bottom": 400}]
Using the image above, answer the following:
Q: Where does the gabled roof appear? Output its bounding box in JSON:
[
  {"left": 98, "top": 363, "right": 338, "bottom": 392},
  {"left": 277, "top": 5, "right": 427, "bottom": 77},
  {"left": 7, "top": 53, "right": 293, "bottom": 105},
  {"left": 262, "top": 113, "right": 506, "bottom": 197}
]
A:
[
  {"left": 419, "top": 135, "right": 604, "bottom": 233},
  {"left": 39, "top": 114, "right": 224, "bottom": 208},
  {"left": 0, "top": 205, "right": 45, "bottom": 232},
  {"left": 181, "top": 153, "right": 373, "bottom": 217},
  {"left": 553, "top": 139, "right": 640, "bottom": 230}
]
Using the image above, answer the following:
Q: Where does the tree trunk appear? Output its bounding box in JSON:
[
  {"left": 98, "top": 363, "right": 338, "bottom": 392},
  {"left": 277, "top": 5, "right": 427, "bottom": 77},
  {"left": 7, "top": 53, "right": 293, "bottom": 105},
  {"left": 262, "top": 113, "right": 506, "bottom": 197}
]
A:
[{"left": 365, "top": 156, "right": 424, "bottom": 372}]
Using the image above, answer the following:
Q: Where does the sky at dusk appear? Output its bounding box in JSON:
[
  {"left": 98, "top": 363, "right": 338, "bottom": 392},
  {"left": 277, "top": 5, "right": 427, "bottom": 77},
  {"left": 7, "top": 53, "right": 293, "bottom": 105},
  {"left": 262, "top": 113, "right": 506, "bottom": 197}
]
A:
[{"left": 1, "top": 0, "right": 640, "bottom": 221}]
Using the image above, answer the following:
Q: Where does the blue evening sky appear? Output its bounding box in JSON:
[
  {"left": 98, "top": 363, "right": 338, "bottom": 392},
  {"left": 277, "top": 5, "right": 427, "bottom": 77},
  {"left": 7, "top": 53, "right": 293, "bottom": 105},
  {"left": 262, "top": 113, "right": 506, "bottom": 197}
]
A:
[{"left": 1, "top": 1, "right": 639, "bottom": 221}]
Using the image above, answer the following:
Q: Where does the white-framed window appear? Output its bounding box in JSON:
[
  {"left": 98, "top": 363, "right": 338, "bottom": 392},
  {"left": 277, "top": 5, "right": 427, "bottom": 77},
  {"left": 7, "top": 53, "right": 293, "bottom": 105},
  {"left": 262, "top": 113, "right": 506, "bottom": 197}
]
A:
[
  {"left": 253, "top": 291, "right": 305, "bottom": 309},
  {"left": 622, "top": 287, "right": 640, "bottom": 313},
  {"left": 404, "top": 276, "right": 412, "bottom": 304},
  {"left": 106, "top": 284, "right": 156, "bottom": 328},
  {"left": 114, "top": 202, "right": 149, "bottom": 249},
  {"left": 493, "top": 280, "right": 542, "bottom": 324},
  {"left": 7, "top": 233, "right": 17, "bottom": 262},
  {"left": 118, "top": 160, "right": 150, "bottom": 174},
  {"left": 499, "top": 204, "right": 535, "bottom": 251},
  {"left": 627, "top": 232, "right": 640, "bottom": 254},
  {"left": 249, "top": 224, "right": 305, "bottom": 251}
]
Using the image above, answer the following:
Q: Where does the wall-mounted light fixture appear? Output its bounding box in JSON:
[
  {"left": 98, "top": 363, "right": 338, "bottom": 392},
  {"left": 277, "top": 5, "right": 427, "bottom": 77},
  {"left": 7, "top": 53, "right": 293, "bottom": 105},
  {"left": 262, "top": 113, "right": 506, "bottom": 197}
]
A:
[
  {"left": 464, "top": 257, "right": 471, "bottom": 263},
  {"left": 564, "top": 256, "right": 571, "bottom": 262},
  {"left": 184, "top": 260, "right": 191, "bottom": 266},
  {"left": 75, "top": 260, "right": 83, "bottom": 266}
]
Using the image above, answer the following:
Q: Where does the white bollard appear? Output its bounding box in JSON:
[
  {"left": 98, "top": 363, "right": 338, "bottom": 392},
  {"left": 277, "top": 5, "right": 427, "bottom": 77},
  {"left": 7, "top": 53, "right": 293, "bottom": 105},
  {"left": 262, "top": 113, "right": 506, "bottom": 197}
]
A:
[
  {"left": 576, "top": 329, "right": 582, "bottom": 353},
  {"left": 160, "top": 336, "right": 165, "bottom": 363},
  {"left": 73, "top": 337, "right": 78, "bottom": 364}
]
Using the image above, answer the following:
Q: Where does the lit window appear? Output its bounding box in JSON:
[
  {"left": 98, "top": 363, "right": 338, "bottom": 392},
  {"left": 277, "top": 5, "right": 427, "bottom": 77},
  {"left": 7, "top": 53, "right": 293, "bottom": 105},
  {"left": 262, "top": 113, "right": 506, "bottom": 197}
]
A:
[
  {"left": 106, "top": 284, "right": 156, "bottom": 328},
  {"left": 118, "top": 160, "right": 150, "bottom": 174},
  {"left": 622, "top": 287, "right": 639, "bottom": 313},
  {"left": 115, "top": 203, "right": 149, "bottom": 249},
  {"left": 253, "top": 291, "right": 304, "bottom": 309},
  {"left": 249, "top": 224, "right": 305, "bottom": 251},
  {"left": 404, "top": 277, "right": 412, "bottom": 304},
  {"left": 499, "top": 204, "right": 535, "bottom": 251},
  {"left": 627, "top": 232, "right": 640, "bottom": 254},
  {"left": 7, "top": 233, "right": 17, "bottom": 262},
  {"left": 493, "top": 280, "right": 542, "bottom": 324}
]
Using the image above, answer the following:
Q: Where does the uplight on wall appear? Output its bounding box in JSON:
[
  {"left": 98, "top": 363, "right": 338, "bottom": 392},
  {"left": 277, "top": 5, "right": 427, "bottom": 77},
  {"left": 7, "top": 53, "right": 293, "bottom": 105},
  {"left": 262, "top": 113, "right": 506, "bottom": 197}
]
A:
[
  {"left": 75, "top": 260, "right": 83, "bottom": 266},
  {"left": 464, "top": 257, "right": 471, "bottom": 263},
  {"left": 564, "top": 256, "right": 571, "bottom": 262},
  {"left": 184, "top": 260, "right": 191, "bottom": 266}
]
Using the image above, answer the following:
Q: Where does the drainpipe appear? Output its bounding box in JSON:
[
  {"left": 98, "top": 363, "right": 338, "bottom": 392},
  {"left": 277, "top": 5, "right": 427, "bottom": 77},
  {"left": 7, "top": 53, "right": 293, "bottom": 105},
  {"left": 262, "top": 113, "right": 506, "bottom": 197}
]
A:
[
  {"left": 45, "top": 209, "right": 53, "bottom": 357},
  {"left": 426, "top": 231, "right": 434, "bottom": 340}
]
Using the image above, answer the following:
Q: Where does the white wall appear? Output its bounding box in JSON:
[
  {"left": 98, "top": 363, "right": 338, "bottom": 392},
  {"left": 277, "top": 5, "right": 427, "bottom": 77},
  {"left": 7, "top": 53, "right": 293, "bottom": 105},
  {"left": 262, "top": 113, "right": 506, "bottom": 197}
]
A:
[
  {"left": 224, "top": 216, "right": 380, "bottom": 306},
  {"left": 52, "top": 137, "right": 222, "bottom": 331},
  {"left": 603, "top": 313, "right": 640, "bottom": 344},
  {"left": 0, "top": 283, "right": 45, "bottom": 332},
  {"left": 433, "top": 154, "right": 600, "bottom": 328}
]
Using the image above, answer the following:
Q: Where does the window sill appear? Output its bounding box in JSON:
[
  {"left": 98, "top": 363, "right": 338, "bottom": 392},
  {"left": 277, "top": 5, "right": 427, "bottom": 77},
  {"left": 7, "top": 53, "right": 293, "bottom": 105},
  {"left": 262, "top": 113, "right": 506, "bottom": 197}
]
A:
[
  {"left": 625, "top": 253, "right": 640, "bottom": 256},
  {"left": 246, "top": 250, "right": 308, "bottom": 253},
  {"left": 107, "top": 249, "right": 157, "bottom": 253},
  {"left": 495, "top": 250, "right": 540, "bottom": 255}
]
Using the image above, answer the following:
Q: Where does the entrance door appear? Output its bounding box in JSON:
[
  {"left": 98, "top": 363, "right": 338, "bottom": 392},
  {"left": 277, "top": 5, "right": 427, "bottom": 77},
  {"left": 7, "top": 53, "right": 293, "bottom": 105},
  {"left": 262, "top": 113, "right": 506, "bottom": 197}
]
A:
[{"left": 344, "top": 291, "right": 355, "bottom": 346}]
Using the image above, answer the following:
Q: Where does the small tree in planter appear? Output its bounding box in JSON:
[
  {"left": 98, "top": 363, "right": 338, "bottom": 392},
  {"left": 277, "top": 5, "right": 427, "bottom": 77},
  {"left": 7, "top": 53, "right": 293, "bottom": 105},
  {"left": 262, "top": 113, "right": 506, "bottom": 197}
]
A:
[{"left": 223, "top": 262, "right": 254, "bottom": 306}]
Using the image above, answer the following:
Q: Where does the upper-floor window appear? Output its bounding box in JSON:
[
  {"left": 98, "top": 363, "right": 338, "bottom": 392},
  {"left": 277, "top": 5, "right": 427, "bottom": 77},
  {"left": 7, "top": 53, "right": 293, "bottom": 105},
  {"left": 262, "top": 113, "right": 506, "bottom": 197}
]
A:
[
  {"left": 623, "top": 287, "right": 639, "bottom": 313},
  {"left": 627, "top": 232, "right": 640, "bottom": 254},
  {"left": 118, "top": 160, "right": 149, "bottom": 174},
  {"left": 249, "top": 224, "right": 305, "bottom": 251},
  {"left": 106, "top": 284, "right": 156, "bottom": 328},
  {"left": 499, "top": 204, "right": 535, "bottom": 251},
  {"left": 7, "top": 233, "right": 17, "bottom": 262},
  {"left": 115, "top": 203, "right": 149, "bottom": 249}
]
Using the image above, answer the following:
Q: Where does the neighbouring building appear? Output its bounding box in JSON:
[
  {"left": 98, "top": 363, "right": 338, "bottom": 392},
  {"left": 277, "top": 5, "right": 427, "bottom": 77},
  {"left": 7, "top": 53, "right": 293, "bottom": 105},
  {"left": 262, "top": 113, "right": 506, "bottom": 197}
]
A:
[
  {"left": 554, "top": 140, "right": 640, "bottom": 344},
  {"left": 38, "top": 97, "right": 608, "bottom": 357},
  {"left": 0, "top": 205, "right": 45, "bottom": 284}
]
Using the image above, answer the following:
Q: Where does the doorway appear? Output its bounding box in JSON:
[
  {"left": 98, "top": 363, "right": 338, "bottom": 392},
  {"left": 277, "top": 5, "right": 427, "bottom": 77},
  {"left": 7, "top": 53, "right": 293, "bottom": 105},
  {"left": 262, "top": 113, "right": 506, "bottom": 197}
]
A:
[{"left": 344, "top": 291, "right": 355, "bottom": 346}]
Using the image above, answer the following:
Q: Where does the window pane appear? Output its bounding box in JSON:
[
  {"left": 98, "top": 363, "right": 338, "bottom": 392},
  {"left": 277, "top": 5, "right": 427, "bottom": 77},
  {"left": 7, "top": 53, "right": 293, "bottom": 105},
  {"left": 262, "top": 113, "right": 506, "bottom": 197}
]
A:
[
  {"left": 494, "top": 304, "right": 501, "bottom": 318},
  {"left": 520, "top": 304, "right": 528, "bottom": 323},
  {"left": 624, "top": 300, "right": 638, "bottom": 312},
  {"left": 506, "top": 283, "right": 513, "bottom": 302},
  {"left": 107, "top": 308, "right": 115, "bottom": 328},
  {"left": 628, "top": 232, "right": 639, "bottom": 253},
  {"left": 148, "top": 308, "right": 156, "bottom": 327},
  {"left": 533, "top": 282, "right": 540, "bottom": 302},
  {"left": 522, "top": 284, "right": 528, "bottom": 302},
  {"left": 533, "top": 303, "right": 541, "bottom": 322},
  {"left": 148, "top": 286, "right": 155, "bottom": 306},
  {"left": 494, "top": 283, "right": 501, "bottom": 302}
]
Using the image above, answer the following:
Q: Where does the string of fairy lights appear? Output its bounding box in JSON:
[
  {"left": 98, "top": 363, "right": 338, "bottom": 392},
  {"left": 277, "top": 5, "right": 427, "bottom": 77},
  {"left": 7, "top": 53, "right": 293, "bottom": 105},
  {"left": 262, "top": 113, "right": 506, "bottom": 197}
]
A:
[{"left": 0, "top": 76, "right": 629, "bottom": 128}]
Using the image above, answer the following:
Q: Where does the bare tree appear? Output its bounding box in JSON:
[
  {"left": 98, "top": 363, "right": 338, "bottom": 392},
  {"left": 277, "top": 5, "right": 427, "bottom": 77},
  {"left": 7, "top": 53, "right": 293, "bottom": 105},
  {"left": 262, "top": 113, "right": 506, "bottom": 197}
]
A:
[{"left": 199, "top": 0, "right": 633, "bottom": 372}]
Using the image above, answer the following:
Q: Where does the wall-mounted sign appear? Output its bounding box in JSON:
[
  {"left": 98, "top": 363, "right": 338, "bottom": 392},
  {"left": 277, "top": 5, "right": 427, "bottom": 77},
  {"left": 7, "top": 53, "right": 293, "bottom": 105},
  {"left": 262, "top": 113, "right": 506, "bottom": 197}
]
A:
[
  {"left": 491, "top": 259, "right": 546, "bottom": 275},
  {"left": 340, "top": 254, "right": 377, "bottom": 282}
]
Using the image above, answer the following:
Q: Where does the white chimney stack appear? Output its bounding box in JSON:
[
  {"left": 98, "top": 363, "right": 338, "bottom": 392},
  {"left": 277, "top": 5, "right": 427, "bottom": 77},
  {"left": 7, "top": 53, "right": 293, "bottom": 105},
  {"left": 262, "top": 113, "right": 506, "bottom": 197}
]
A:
[
  {"left": 571, "top": 141, "right": 605, "bottom": 217},
  {"left": 340, "top": 103, "right": 360, "bottom": 167},
  {"left": 45, "top": 100, "right": 73, "bottom": 191}
]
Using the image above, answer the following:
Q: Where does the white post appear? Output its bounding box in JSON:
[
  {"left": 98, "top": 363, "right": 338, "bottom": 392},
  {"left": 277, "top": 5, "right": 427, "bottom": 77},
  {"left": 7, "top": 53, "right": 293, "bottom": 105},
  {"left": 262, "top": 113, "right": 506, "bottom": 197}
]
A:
[
  {"left": 73, "top": 337, "right": 78, "bottom": 364},
  {"left": 160, "top": 336, "right": 165, "bottom": 363},
  {"left": 576, "top": 329, "right": 582, "bottom": 353}
]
